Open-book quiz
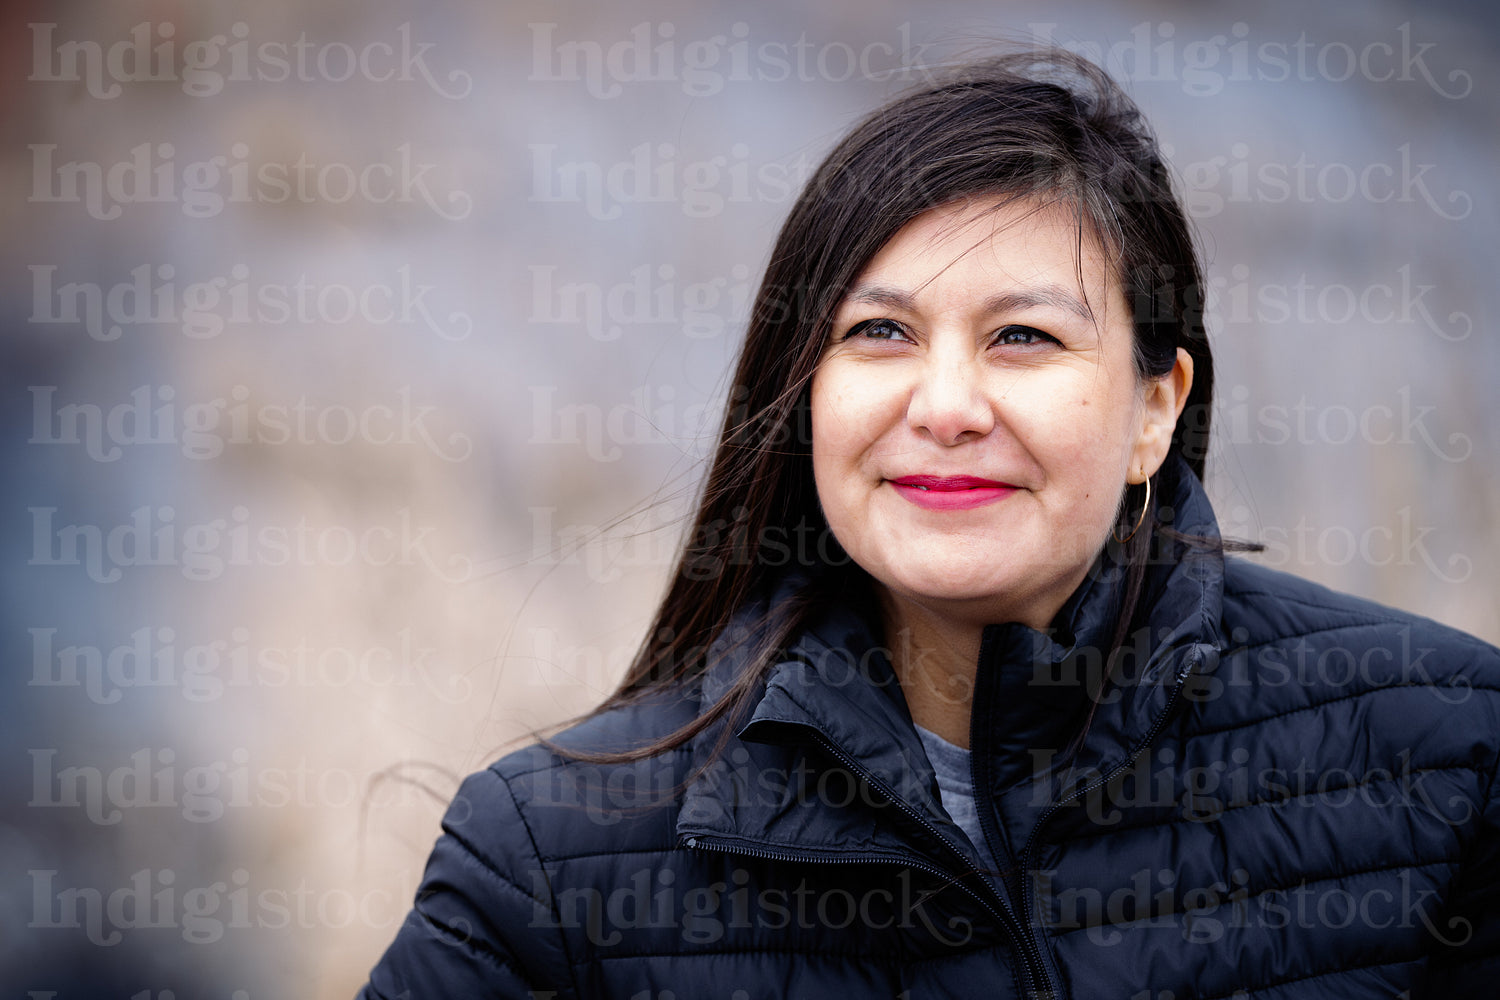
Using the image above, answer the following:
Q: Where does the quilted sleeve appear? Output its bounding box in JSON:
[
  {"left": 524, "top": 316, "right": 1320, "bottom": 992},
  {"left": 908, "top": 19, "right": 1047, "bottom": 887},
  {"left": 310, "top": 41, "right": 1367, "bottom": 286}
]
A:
[
  {"left": 1424, "top": 688, "right": 1500, "bottom": 991},
  {"left": 357, "top": 767, "right": 575, "bottom": 999}
]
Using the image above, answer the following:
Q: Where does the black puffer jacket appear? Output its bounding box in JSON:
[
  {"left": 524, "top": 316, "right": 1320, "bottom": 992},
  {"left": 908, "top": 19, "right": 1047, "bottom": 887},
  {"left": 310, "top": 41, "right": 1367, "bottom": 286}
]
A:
[{"left": 360, "top": 464, "right": 1500, "bottom": 998}]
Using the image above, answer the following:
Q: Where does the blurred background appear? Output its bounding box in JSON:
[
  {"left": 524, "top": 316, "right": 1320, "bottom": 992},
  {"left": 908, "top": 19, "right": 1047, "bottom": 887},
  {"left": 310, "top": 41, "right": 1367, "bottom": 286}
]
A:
[{"left": 2, "top": 0, "right": 1496, "bottom": 994}]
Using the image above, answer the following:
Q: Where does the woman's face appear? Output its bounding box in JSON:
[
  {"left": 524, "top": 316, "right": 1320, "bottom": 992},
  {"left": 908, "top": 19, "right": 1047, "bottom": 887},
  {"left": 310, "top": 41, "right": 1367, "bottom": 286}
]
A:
[{"left": 810, "top": 195, "right": 1191, "bottom": 631}]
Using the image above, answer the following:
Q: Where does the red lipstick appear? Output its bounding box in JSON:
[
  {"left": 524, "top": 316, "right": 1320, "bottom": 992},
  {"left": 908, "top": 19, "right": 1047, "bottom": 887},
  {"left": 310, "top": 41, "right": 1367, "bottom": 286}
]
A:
[{"left": 889, "top": 476, "right": 1017, "bottom": 511}]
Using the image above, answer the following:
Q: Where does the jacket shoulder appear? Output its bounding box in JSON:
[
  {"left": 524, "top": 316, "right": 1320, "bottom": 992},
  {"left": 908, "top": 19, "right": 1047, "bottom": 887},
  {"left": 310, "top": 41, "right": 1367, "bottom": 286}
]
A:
[
  {"left": 364, "top": 763, "right": 573, "bottom": 997},
  {"left": 1208, "top": 557, "right": 1500, "bottom": 768},
  {"left": 484, "top": 687, "right": 702, "bottom": 863},
  {"left": 1221, "top": 556, "right": 1500, "bottom": 686},
  {"left": 363, "top": 691, "right": 705, "bottom": 997}
]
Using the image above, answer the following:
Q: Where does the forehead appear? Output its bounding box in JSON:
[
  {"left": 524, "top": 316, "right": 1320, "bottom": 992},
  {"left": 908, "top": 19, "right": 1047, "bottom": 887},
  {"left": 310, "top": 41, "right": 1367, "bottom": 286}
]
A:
[{"left": 852, "top": 195, "right": 1121, "bottom": 304}]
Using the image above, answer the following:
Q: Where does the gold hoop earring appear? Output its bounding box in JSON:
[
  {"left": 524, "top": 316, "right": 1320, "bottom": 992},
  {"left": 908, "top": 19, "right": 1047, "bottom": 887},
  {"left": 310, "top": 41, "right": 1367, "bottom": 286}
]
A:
[{"left": 1113, "top": 475, "right": 1152, "bottom": 544}]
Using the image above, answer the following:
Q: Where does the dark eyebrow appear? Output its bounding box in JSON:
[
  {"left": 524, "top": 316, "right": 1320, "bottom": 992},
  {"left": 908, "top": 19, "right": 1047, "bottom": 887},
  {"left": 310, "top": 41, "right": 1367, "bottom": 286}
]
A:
[
  {"left": 846, "top": 283, "right": 1096, "bottom": 323},
  {"left": 983, "top": 286, "right": 1096, "bottom": 323},
  {"left": 846, "top": 286, "right": 919, "bottom": 311}
]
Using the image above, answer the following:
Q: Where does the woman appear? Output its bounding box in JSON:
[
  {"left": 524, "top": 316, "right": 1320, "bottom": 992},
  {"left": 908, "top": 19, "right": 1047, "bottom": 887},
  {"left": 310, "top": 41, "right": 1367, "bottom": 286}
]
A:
[{"left": 360, "top": 51, "right": 1499, "bottom": 999}]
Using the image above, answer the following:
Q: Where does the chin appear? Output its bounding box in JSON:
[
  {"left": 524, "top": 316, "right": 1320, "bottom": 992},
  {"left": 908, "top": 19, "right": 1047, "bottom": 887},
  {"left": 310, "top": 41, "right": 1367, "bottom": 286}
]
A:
[{"left": 886, "top": 570, "right": 1016, "bottom": 609}]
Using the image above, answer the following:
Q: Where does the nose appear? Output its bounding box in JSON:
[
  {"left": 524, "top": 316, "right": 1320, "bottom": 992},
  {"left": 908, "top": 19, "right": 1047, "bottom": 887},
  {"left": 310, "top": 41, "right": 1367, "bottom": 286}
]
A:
[{"left": 906, "top": 351, "right": 996, "bottom": 446}]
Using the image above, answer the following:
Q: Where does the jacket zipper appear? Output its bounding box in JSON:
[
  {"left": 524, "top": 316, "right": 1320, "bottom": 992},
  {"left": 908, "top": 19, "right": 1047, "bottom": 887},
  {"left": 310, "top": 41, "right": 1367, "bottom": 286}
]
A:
[
  {"left": 685, "top": 730, "right": 1056, "bottom": 1000},
  {"left": 1015, "top": 651, "right": 1198, "bottom": 959}
]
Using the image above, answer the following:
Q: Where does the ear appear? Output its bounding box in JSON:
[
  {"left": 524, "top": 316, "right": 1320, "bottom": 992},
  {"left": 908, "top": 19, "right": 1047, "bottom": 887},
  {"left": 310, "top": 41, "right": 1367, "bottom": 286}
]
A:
[{"left": 1129, "top": 347, "right": 1194, "bottom": 484}]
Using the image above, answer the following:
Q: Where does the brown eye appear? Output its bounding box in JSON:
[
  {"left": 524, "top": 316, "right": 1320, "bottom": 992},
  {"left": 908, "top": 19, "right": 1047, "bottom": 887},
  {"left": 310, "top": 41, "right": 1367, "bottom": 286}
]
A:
[
  {"left": 845, "top": 318, "right": 912, "bottom": 342},
  {"left": 994, "top": 325, "right": 1058, "bottom": 347}
]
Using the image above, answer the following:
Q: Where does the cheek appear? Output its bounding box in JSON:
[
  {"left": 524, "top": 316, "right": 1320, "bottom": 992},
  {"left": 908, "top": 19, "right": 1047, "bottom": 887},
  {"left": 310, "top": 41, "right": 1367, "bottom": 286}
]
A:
[
  {"left": 809, "top": 367, "right": 897, "bottom": 545},
  {"left": 810, "top": 365, "right": 899, "bottom": 461},
  {"left": 808, "top": 375, "right": 846, "bottom": 469},
  {"left": 999, "top": 377, "right": 1094, "bottom": 436},
  {"left": 808, "top": 374, "right": 860, "bottom": 513},
  {"left": 1001, "top": 376, "right": 1143, "bottom": 469}
]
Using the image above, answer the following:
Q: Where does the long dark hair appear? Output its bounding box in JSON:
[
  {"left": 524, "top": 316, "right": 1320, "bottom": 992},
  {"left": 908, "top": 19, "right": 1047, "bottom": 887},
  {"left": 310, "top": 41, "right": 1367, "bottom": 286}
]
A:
[{"left": 550, "top": 48, "right": 1215, "bottom": 764}]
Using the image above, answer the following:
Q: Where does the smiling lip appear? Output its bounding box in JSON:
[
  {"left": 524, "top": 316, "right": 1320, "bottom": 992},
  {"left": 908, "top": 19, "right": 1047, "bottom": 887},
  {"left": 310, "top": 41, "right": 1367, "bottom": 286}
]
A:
[{"left": 889, "top": 475, "right": 1018, "bottom": 511}]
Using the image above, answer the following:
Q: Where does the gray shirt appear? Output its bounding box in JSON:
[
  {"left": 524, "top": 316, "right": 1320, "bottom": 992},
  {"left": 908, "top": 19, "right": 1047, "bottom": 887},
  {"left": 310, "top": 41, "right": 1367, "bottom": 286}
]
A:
[{"left": 914, "top": 723, "right": 999, "bottom": 874}]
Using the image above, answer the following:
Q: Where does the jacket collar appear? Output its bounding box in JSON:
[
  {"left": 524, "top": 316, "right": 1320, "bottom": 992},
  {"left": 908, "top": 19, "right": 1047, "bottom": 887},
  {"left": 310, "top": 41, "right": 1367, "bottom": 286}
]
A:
[
  {"left": 677, "top": 455, "right": 1226, "bottom": 855},
  {"left": 676, "top": 572, "right": 952, "bottom": 854}
]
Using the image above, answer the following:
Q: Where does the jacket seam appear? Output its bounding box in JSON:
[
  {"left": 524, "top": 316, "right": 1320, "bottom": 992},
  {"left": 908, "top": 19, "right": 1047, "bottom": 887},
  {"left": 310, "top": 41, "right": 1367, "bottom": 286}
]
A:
[
  {"left": 409, "top": 901, "right": 530, "bottom": 978},
  {"left": 499, "top": 761, "right": 563, "bottom": 782},
  {"left": 1196, "top": 552, "right": 1214, "bottom": 655},
  {"left": 1236, "top": 621, "right": 1369, "bottom": 652},
  {"left": 1046, "top": 761, "right": 1484, "bottom": 847},
  {"left": 1224, "top": 587, "right": 1406, "bottom": 623},
  {"left": 1432, "top": 739, "right": 1500, "bottom": 956},
  {"left": 443, "top": 824, "right": 552, "bottom": 909},
  {"left": 1192, "top": 955, "right": 1416, "bottom": 1000},
  {"left": 575, "top": 943, "right": 901, "bottom": 964},
  {"left": 497, "top": 744, "right": 693, "bottom": 784},
  {"left": 498, "top": 769, "right": 583, "bottom": 1000},
  {"left": 1185, "top": 682, "right": 1500, "bottom": 740},
  {"left": 1232, "top": 619, "right": 1424, "bottom": 653},
  {"left": 1049, "top": 853, "right": 1460, "bottom": 938},
  {"left": 1224, "top": 589, "right": 1500, "bottom": 662},
  {"left": 1224, "top": 611, "right": 1500, "bottom": 667},
  {"left": 545, "top": 844, "right": 684, "bottom": 864}
]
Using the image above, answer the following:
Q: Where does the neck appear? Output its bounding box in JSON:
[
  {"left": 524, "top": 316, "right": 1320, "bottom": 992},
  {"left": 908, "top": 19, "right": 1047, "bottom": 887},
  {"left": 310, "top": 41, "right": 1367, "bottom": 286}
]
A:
[
  {"left": 880, "top": 594, "right": 985, "bottom": 749},
  {"left": 876, "top": 548, "right": 1110, "bottom": 743},
  {"left": 878, "top": 572, "right": 1096, "bottom": 749}
]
